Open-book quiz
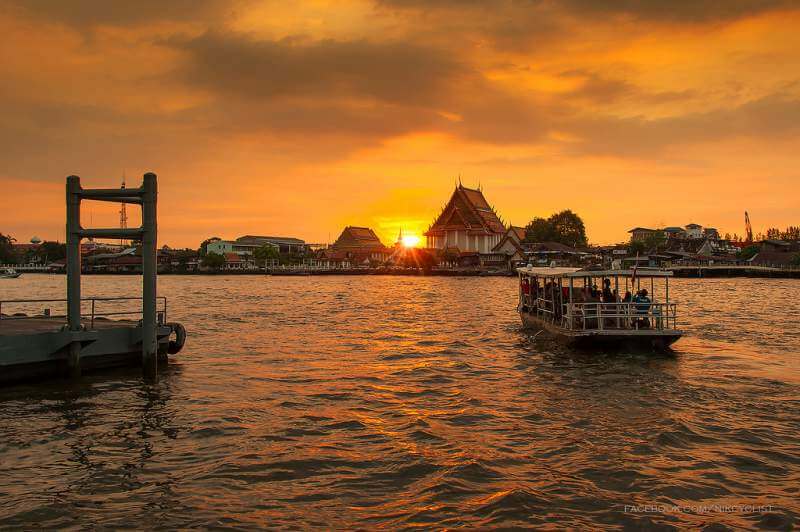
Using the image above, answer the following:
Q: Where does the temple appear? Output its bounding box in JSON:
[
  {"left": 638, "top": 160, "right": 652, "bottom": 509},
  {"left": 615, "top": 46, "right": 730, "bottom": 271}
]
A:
[
  {"left": 320, "top": 226, "right": 392, "bottom": 266},
  {"left": 424, "top": 184, "right": 506, "bottom": 253}
]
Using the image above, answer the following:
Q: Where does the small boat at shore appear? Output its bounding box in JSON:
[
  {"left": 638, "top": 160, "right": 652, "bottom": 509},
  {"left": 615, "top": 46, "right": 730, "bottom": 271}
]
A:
[
  {"left": 517, "top": 265, "right": 682, "bottom": 350},
  {"left": 1, "top": 268, "right": 21, "bottom": 279}
]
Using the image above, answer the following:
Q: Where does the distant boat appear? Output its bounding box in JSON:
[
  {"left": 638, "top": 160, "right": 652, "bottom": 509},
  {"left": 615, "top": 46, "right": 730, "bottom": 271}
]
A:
[
  {"left": 517, "top": 266, "right": 682, "bottom": 350},
  {"left": 1, "top": 268, "right": 21, "bottom": 279}
]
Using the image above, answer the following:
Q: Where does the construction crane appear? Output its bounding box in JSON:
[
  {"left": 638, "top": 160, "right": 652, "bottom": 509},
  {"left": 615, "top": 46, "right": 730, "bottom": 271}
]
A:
[{"left": 744, "top": 211, "right": 753, "bottom": 243}]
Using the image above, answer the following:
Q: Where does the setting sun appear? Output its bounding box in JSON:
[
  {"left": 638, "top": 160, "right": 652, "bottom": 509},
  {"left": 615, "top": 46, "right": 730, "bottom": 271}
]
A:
[{"left": 401, "top": 234, "right": 421, "bottom": 248}]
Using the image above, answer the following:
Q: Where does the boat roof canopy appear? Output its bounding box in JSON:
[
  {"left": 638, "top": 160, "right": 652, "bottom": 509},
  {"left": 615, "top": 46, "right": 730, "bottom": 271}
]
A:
[{"left": 516, "top": 266, "right": 673, "bottom": 278}]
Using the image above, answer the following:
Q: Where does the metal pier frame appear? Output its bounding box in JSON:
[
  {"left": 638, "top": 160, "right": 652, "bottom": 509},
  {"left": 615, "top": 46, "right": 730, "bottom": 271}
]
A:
[{"left": 66, "top": 173, "right": 159, "bottom": 379}]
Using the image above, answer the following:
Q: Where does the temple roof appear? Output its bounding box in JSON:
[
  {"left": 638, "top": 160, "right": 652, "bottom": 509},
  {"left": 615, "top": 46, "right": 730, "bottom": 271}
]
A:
[
  {"left": 509, "top": 226, "right": 526, "bottom": 240},
  {"left": 425, "top": 184, "right": 505, "bottom": 236},
  {"left": 331, "top": 226, "right": 386, "bottom": 250}
]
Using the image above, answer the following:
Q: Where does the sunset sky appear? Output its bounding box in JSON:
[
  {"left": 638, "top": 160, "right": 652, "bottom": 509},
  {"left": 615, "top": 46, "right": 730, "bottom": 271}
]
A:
[{"left": 1, "top": 0, "right": 799, "bottom": 247}]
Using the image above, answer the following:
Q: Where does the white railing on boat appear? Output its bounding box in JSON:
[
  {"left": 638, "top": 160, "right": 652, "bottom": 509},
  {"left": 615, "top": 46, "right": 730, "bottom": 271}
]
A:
[{"left": 521, "top": 297, "right": 678, "bottom": 332}]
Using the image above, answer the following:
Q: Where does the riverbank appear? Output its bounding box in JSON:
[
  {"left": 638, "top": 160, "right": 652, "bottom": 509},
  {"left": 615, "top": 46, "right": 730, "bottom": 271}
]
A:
[
  {"left": 9, "top": 268, "right": 514, "bottom": 277},
  {"left": 10, "top": 267, "right": 800, "bottom": 278}
]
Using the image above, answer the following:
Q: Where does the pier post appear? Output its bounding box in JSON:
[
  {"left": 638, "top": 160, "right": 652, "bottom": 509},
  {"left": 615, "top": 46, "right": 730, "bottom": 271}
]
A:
[
  {"left": 141, "top": 172, "right": 158, "bottom": 379},
  {"left": 66, "top": 175, "right": 82, "bottom": 377}
]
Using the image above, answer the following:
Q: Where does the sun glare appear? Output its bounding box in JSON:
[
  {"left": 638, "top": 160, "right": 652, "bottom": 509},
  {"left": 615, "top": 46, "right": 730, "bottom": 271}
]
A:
[{"left": 401, "top": 234, "right": 421, "bottom": 248}]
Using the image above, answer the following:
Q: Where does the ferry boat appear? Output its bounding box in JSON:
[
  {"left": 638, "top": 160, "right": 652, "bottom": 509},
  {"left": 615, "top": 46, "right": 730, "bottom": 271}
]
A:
[
  {"left": 517, "top": 265, "right": 682, "bottom": 350},
  {"left": 1, "top": 268, "right": 21, "bottom": 279}
]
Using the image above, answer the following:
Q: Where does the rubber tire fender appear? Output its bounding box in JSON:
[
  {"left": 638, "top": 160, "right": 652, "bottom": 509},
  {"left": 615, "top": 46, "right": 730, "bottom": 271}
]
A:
[{"left": 167, "top": 322, "right": 186, "bottom": 354}]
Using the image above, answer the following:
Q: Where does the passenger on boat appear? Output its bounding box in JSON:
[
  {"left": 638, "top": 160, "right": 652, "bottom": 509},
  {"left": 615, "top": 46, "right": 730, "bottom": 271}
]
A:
[
  {"left": 601, "top": 279, "right": 617, "bottom": 327},
  {"left": 590, "top": 283, "right": 600, "bottom": 299},
  {"left": 601, "top": 279, "right": 614, "bottom": 303},
  {"left": 633, "top": 289, "right": 651, "bottom": 328},
  {"left": 520, "top": 277, "right": 530, "bottom": 310},
  {"left": 583, "top": 285, "right": 600, "bottom": 329},
  {"left": 621, "top": 291, "right": 633, "bottom": 328}
]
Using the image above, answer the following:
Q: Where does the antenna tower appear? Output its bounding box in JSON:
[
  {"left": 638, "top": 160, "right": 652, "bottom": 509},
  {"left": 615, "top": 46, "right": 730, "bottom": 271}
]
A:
[
  {"left": 119, "top": 173, "right": 129, "bottom": 247},
  {"left": 744, "top": 211, "right": 753, "bottom": 243}
]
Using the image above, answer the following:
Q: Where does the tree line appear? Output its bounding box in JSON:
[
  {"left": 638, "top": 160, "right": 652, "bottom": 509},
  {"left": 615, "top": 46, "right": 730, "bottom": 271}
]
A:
[
  {"left": 0, "top": 233, "right": 67, "bottom": 265},
  {"left": 523, "top": 210, "right": 588, "bottom": 247}
]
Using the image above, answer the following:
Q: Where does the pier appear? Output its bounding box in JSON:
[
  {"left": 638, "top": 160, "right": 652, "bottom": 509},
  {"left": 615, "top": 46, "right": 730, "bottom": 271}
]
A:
[
  {"left": 670, "top": 264, "right": 800, "bottom": 278},
  {"left": 0, "top": 174, "right": 185, "bottom": 385}
]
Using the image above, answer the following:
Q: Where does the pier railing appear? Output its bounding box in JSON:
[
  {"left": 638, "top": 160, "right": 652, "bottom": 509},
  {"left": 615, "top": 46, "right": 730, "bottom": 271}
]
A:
[{"left": 0, "top": 296, "right": 167, "bottom": 329}]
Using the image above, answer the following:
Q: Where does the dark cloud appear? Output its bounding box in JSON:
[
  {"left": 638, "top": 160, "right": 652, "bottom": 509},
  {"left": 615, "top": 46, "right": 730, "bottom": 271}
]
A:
[
  {"left": 564, "top": 0, "right": 797, "bottom": 22},
  {"left": 561, "top": 70, "right": 696, "bottom": 105},
  {"left": 375, "top": 0, "right": 800, "bottom": 53},
  {"left": 168, "top": 32, "right": 467, "bottom": 107},
  {"left": 568, "top": 93, "right": 800, "bottom": 156},
  {"left": 194, "top": 99, "right": 448, "bottom": 139},
  {"left": 378, "top": 0, "right": 797, "bottom": 23},
  {"left": 4, "top": 0, "right": 238, "bottom": 28}
]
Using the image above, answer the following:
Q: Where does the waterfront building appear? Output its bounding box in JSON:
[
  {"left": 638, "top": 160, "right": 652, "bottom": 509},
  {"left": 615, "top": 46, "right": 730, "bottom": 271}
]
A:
[
  {"left": 685, "top": 223, "right": 704, "bottom": 239},
  {"left": 523, "top": 241, "right": 590, "bottom": 267},
  {"left": 489, "top": 226, "right": 527, "bottom": 269},
  {"left": 329, "top": 226, "right": 392, "bottom": 265},
  {"left": 206, "top": 235, "right": 306, "bottom": 258},
  {"left": 628, "top": 227, "right": 659, "bottom": 242},
  {"left": 425, "top": 184, "right": 505, "bottom": 253},
  {"left": 235, "top": 235, "right": 305, "bottom": 254}
]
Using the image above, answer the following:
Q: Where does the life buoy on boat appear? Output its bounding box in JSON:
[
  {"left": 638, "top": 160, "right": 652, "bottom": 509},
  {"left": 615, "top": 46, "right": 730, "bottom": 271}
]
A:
[{"left": 166, "top": 322, "right": 186, "bottom": 354}]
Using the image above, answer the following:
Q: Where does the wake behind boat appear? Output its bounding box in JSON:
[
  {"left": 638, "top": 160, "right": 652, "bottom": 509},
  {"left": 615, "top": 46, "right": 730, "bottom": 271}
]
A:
[{"left": 517, "top": 265, "right": 682, "bottom": 351}]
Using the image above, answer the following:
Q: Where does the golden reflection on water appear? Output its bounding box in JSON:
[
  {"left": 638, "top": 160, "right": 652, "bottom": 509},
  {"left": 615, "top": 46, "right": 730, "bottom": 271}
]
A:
[{"left": 0, "top": 275, "right": 799, "bottom": 528}]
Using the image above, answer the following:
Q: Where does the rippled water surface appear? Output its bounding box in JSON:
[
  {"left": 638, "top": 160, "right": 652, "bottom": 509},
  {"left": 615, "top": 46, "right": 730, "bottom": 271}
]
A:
[{"left": 1, "top": 275, "right": 799, "bottom": 529}]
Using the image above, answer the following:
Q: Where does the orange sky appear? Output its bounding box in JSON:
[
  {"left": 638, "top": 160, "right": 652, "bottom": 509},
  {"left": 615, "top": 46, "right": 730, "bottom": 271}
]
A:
[{"left": 1, "top": 0, "right": 799, "bottom": 247}]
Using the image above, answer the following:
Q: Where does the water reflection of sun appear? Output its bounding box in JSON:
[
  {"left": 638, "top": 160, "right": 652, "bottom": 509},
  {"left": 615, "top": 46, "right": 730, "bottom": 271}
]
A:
[{"left": 401, "top": 234, "right": 421, "bottom": 248}]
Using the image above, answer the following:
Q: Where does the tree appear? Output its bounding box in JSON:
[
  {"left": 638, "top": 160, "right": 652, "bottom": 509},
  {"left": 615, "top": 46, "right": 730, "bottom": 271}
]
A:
[
  {"left": 549, "top": 210, "right": 588, "bottom": 247},
  {"left": 401, "top": 248, "right": 437, "bottom": 271},
  {"left": 524, "top": 210, "right": 587, "bottom": 247},
  {"left": 201, "top": 251, "right": 225, "bottom": 269},
  {"left": 33, "top": 241, "right": 66, "bottom": 263},
  {"left": 628, "top": 240, "right": 647, "bottom": 255},
  {"left": 0, "top": 233, "right": 17, "bottom": 264},
  {"left": 198, "top": 237, "right": 221, "bottom": 257},
  {"left": 254, "top": 244, "right": 280, "bottom": 267},
  {"left": 524, "top": 217, "right": 555, "bottom": 243},
  {"left": 737, "top": 245, "right": 759, "bottom": 261}
]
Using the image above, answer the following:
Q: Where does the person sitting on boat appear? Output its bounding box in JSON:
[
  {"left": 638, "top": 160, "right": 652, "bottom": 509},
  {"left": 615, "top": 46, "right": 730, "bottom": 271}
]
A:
[
  {"left": 621, "top": 290, "right": 634, "bottom": 328},
  {"left": 520, "top": 277, "right": 531, "bottom": 310},
  {"left": 582, "top": 285, "right": 600, "bottom": 329},
  {"left": 601, "top": 279, "right": 616, "bottom": 327},
  {"left": 601, "top": 279, "right": 614, "bottom": 302},
  {"left": 633, "top": 289, "right": 651, "bottom": 328}
]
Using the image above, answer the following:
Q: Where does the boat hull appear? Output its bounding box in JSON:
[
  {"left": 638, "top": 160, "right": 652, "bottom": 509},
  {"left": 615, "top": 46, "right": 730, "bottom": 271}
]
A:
[{"left": 520, "top": 311, "right": 682, "bottom": 351}]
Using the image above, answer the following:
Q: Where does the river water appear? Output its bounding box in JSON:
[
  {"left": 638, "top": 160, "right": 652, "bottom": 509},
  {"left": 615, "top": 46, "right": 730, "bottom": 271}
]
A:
[{"left": 1, "top": 275, "right": 798, "bottom": 529}]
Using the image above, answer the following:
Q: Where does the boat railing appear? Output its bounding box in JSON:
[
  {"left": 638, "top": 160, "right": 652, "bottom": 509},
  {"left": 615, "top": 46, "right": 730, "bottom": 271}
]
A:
[
  {"left": 566, "top": 302, "right": 677, "bottom": 331},
  {"left": 0, "top": 296, "right": 168, "bottom": 329},
  {"left": 521, "top": 298, "right": 678, "bottom": 332}
]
